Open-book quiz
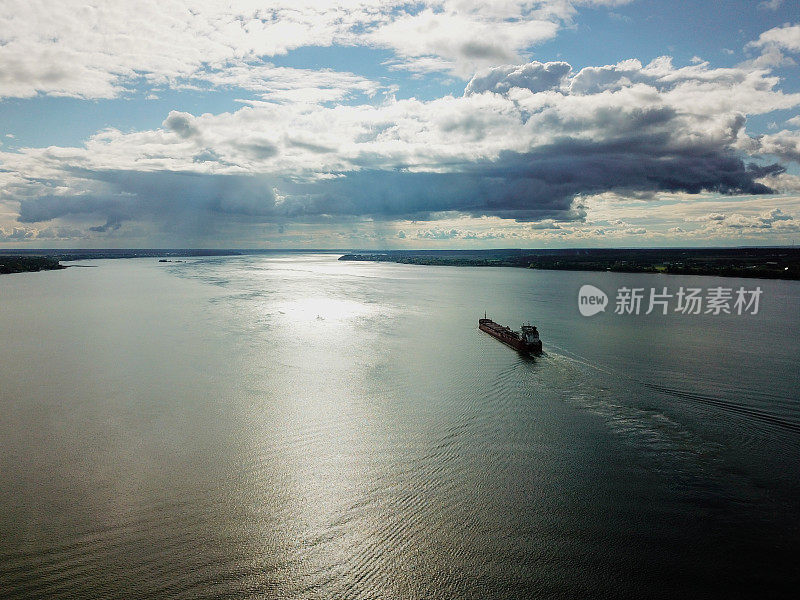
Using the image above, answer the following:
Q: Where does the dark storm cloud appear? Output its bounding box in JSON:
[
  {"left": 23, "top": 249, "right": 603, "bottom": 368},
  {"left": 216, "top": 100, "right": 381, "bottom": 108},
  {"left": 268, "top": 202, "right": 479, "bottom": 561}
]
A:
[
  {"left": 310, "top": 146, "right": 777, "bottom": 221},
  {"left": 272, "top": 168, "right": 579, "bottom": 221},
  {"left": 490, "top": 141, "right": 783, "bottom": 198},
  {"left": 14, "top": 141, "right": 780, "bottom": 230}
]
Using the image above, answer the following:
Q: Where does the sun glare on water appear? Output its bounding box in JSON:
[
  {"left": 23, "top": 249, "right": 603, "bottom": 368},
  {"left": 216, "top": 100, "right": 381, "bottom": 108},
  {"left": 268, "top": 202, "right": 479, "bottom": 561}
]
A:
[{"left": 278, "top": 296, "right": 373, "bottom": 324}]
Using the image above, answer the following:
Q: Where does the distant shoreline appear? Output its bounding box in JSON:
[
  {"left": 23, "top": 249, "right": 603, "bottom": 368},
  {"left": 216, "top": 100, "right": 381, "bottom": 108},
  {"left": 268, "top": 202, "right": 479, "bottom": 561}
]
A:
[
  {"left": 0, "top": 249, "right": 244, "bottom": 262},
  {"left": 0, "top": 256, "right": 66, "bottom": 275},
  {"left": 0, "top": 249, "right": 243, "bottom": 275},
  {"left": 3, "top": 247, "right": 798, "bottom": 280},
  {"left": 0, "top": 249, "right": 240, "bottom": 275},
  {"left": 339, "top": 248, "right": 800, "bottom": 280}
]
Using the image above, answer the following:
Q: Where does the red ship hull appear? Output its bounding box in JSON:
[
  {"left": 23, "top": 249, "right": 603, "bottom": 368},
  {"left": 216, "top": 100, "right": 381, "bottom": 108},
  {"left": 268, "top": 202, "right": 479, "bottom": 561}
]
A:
[{"left": 479, "top": 319, "right": 542, "bottom": 354}]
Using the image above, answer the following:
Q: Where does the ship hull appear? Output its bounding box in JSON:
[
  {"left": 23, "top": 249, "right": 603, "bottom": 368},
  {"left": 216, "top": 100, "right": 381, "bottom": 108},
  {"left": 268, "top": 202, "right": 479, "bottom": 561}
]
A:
[{"left": 479, "top": 321, "right": 542, "bottom": 354}]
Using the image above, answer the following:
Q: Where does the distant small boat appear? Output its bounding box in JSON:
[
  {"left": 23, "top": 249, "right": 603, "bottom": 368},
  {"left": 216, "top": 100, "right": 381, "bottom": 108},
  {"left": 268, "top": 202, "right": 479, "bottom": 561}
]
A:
[{"left": 479, "top": 313, "right": 542, "bottom": 354}]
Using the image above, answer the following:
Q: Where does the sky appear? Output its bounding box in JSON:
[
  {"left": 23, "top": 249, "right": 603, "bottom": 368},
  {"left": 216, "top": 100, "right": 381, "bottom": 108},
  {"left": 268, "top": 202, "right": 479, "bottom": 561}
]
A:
[{"left": 1, "top": 0, "right": 800, "bottom": 249}]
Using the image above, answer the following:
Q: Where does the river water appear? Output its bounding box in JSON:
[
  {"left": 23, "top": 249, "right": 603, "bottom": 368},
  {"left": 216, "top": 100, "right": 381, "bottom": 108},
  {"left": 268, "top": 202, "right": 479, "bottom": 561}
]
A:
[{"left": 1, "top": 253, "right": 798, "bottom": 598}]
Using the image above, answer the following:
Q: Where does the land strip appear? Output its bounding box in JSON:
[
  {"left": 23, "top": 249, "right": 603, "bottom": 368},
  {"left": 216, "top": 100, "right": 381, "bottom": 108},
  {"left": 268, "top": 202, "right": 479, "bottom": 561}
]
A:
[{"left": 339, "top": 248, "right": 800, "bottom": 280}]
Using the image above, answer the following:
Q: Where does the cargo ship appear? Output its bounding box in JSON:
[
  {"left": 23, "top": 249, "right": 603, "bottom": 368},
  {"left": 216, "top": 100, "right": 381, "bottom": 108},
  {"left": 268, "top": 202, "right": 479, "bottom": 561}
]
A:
[{"left": 479, "top": 314, "right": 542, "bottom": 354}]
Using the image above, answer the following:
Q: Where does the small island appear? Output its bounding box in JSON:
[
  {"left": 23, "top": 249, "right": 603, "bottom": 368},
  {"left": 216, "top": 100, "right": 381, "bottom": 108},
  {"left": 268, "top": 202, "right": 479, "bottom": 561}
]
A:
[
  {"left": 0, "top": 255, "right": 66, "bottom": 275},
  {"left": 339, "top": 247, "right": 800, "bottom": 280}
]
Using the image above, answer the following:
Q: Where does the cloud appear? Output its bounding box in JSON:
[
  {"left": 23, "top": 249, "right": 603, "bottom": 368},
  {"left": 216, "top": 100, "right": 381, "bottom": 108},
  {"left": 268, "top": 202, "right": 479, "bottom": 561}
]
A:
[
  {"left": 14, "top": 170, "right": 280, "bottom": 233},
  {"left": 417, "top": 228, "right": 460, "bottom": 240},
  {"left": 745, "top": 23, "right": 800, "bottom": 68},
  {"left": 465, "top": 62, "right": 571, "bottom": 96},
  {"left": 240, "top": 140, "right": 280, "bottom": 160},
  {"left": 368, "top": 5, "right": 561, "bottom": 78},
  {"left": 193, "top": 63, "right": 382, "bottom": 104},
  {"left": 88, "top": 219, "right": 122, "bottom": 233},
  {"left": 0, "top": 1, "right": 372, "bottom": 99},
  {"left": 751, "top": 129, "right": 800, "bottom": 162},
  {"left": 34, "top": 226, "right": 86, "bottom": 240},
  {"left": 747, "top": 23, "right": 800, "bottom": 54},
  {"left": 14, "top": 55, "right": 798, "bottom": 177},
  {"left": 2, "top": 55, "right": 798, "bottom": 236},
  {"left": 163, "top": 112, "right": 200, "bottom": 139},
  {"left": 0, "top": 1, "right": 635, "bottom": 99},
  {"left": 462, "top": 230, "right": 506, "bottom": 240},
  {"left": 758, "top": 0, "right": 784, "bottom": 10},
  {"left": 8, "top": 149, "right": 780, "bottom": 231},
  {"left": 0, "top": 226, "right": 36, "bottom": 241},
  {"left": 412, "top": 226, "right": 509, "bottom": 240},
  {"left": 697, "top": 207, "right": 796, "bottom": 230},
  {"left": 529, "top": 220, "right": 563, "bottom": 230}
]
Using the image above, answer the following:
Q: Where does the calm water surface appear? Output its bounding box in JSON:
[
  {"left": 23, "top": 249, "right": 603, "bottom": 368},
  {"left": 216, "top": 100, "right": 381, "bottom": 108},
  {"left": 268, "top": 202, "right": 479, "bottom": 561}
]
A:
[{"left": 1, "top": 254, "right": 798, "bottom": 599}]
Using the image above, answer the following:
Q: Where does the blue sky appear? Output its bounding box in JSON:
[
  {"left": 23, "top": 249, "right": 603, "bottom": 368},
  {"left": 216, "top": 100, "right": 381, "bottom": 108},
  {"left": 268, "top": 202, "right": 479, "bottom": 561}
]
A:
[{"left": 1, "top": 0, "right": 799, "bottom": 248}]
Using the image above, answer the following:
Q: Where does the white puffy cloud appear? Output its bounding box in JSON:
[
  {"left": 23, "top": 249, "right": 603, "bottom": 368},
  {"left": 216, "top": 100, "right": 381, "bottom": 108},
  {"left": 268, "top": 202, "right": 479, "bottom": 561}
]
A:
[
  {"left": 744, "top": 22, "right": 800, "bottom": 68},
  {"left": 747, "top": 23, "right": 800, "bottom": 54},
  {"left": 464, "top": 62, "right": 571, "bottom": 95},
  {"left": 0, "top": 0, "right": 376, "bottom": 98},
  {"left": 368, "top": 5, "right": 560, "bottom": 78},
  {"left": 0, "top": 226, "right": 36, "bottom": 241},
  {"left": 0, "top": 0, "right": 637, "bottom": 99},
  {"left": 6, "top": 55, "right": 797, "bottom": 179},
  {"left": 697, "top": 208, "right": 798, "bottom": 231},
  {"left": 417, "top": 227, "right": 461, "bottom": 240},
  {"left": 751, "top": 129, "right": 800, "bottom": 162},
  {"left": 190, "top": 64, "right": 383, "bottom": 104}
]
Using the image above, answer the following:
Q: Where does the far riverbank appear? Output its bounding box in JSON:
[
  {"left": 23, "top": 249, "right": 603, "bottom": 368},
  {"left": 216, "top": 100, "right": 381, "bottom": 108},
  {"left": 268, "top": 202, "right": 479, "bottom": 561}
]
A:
[{"left": 339, "top": 247, "right": 800, "bottom": 280}]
